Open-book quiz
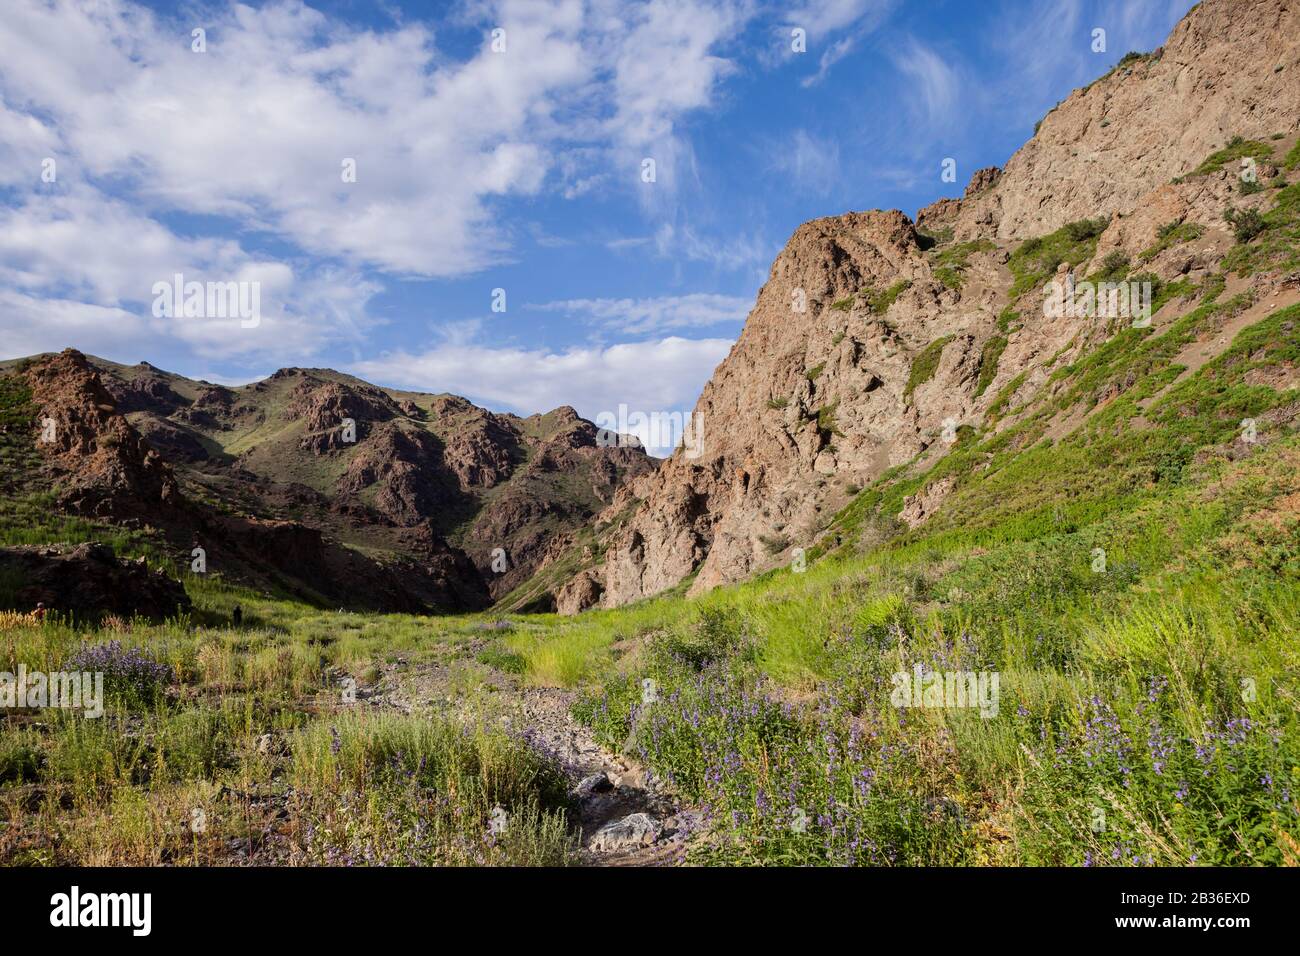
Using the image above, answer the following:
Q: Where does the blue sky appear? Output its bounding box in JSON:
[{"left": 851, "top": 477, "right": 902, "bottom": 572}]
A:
[{"left": 0, "top": 0, "right": 1194, "bottom": 453}]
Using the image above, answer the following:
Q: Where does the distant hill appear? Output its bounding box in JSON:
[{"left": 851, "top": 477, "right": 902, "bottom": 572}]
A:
[{"left": 0, "top": 349, "right": 653, "bottom": 612}]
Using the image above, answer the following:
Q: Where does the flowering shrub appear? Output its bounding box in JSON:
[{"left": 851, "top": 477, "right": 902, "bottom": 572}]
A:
[
  {"left": 575, "top": 598, "right": 1299, "bottom": 867},
  {"left": 1017, "top": 681, "right": 1297, "bottom": 866},
  {"left": 66, "top": 640, "right": 174, "bottom": 706},
  {"left": 576, "top": 657, "right": 975, "bottom": 866}
]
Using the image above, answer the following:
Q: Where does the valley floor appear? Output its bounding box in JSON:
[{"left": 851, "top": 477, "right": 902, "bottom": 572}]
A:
[
  {"left": 1, "top": 429, "right": 1297, "bottom": 866},
  {"left": 5, "top": 197, "right": 1300, "bottom": 866}
]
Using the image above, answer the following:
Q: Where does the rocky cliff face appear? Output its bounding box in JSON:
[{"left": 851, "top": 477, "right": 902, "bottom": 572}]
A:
[
  {"left": 22, "top": 349, "right": 182, "bottom": 521},
  {"left": 585, "top": 0, "right": 1300, "bottom": 610},
  {"left": 946, "top": 0, "right": 1300, "bottom": 242}
]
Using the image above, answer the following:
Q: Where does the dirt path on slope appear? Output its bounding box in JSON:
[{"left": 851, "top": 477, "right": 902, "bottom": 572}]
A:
[{"left": 369, "top": 645, "right": 702, "bottom": 867}]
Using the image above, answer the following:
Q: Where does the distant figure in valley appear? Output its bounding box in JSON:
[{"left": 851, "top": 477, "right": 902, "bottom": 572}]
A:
[
  {"left": 32, "top": 602, "right": 46, "bottom": 622},
  {"left": 232, "top": 605, "right": 242, "bottom": 627}
]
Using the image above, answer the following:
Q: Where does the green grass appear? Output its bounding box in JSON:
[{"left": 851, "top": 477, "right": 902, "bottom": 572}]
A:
[
  {"left": 1221, "top": 183, "right": 1300, "bottom": 276},
  {"left": 862, "top": 280, "right": 912, "bottom": 314},
  {"left": 0, "top": 579, "right": 581, "bottom": 865},
  {"left": 905, "top": 336, "right": 956, "bottom": 400},
  {"left": 5, "top": 243, "right": 1300, "bottom": 869},
  {"left": 1285, "top": 140, "right": 1300, "bottom": 171},
  {"left": 931, "top": 240, "right": 994, "bottom": 290},
  {"left": 975, "top": 335, "right": 1009, "bottom": 398},
  {"left": 1138, "top": 221, "right": 1204, "bottom": 263},
  {"left": 550, "top": 315, "right": 1300, "bottom": 862},
  {"left": 1007, "top": 218, "right": 1109, "bottom": 298},
  {"left": 1188, "top": 136, "right": 1274, "bottom": 178}
]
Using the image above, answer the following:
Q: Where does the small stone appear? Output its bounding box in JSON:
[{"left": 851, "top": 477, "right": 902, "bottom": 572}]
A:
[
  {"left": 572, "top": 772, "right": 613, "bottom": 799},
  {"left": 589, "top": 812, "right": 660, "bottom": 852}
]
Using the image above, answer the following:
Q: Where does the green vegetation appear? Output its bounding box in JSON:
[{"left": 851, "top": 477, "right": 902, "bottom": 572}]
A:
[
  {"left": 1089, "top": 250, "right": 1130, "bottom": 283},
  {"left": 831, "top": 297, "right": 854, "bottom": 312},
  {"left": 1189, "top": 136, "right": 1274, "bottom": 178},
  {"left": 1007, "top": 218, "right": 1109, "bottom": 298},
  {"left": 1285, "top": 140, "right": 1300, "bottom": 171},
  {"left": 1221, "top": 183, "right": 1300, "bottom": 276},
  {"left": 816, "top": 402, "right": 843, "bottom": 439},
  {"left": 0, "top": 579, "right": 578, "bottom": 865},
  {"left": 1225, "top": 206, "right": 1266, "bottom": 243},
  {"left": 917, "top": 226, "right": 954, "bottom": 249},
  {"left": 931, "top": 240, "right": 994, "bottom": 290},
  {"left": 861, "top": 280, "right": 912, "bottom": 315},
  {"left": 986, "top": 371, "right": 1028, "bottom": 423},
  {"left": 975, "top": 335, "right": 1009, "bottom": 398},
  {"left": 905, "top": 336, "right": 955, "bottom": 400},
  {"left": 806, "top": 363, "right": 826, "bottom": 382},
  {"left": 1138, "top": 221, "right": 1204, "bottom": 263},
  {"left": 6, "top": 295, "right": 1299, "bottom": 866},
  {"left": 5, "top": 198, "right": 1300, "bottom": 869}
]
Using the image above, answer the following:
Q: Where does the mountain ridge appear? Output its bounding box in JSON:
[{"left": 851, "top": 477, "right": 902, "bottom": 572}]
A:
[{"left": 0, "top": 348, "right": 654, "bottom": 613}]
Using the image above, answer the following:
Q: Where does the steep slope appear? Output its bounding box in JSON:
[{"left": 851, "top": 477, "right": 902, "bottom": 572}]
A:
[
  {"left": 576, "top": 0, "right": 1300, "bottom": 610},
  {"left": 942, "top": 0, "right": 1300, "bottom": 242}
]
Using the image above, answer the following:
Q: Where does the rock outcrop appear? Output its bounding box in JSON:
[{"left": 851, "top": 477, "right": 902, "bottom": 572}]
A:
[
  {"left": 946, "top": 0, "right": 1300, "bottom": 242},
  {"left": 555, "top": 569, "right": 604, "bottom": 615},
  {"left": 22, "top": 350, "right": 181, "bottom": 521},
  {"left": 581, "top": 0, "right": 1300, "bottom": 609},
  {"left": 0, "top": 542, "right": 191, "bottom": 622}
]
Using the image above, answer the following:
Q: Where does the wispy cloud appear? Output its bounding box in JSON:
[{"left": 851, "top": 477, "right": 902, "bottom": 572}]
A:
[
  {"left": 775, "top": 0, "right": 898, "bottom": 85},
  {"left": 983, "top": 0, "right": 1196, "bottom": 122},
  {"left": 768, "top": 129, "right": 842, "bottom": 195},
  {"left": 530, "top": 293, "right": 751, "bottom": 334},
  {"left": 653, "top": 223, "right": 775, "bottom": 272},
  {"left": 889, "top": 38, "right": 963, "bottom": 129}
]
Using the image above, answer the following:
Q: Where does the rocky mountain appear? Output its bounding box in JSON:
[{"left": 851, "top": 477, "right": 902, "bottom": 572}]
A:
[
  {"left": 3, "top": 0, "right": 1296, "bottom": 620},
  {"left": 555, "top": 0, "right": 1300, "bottom": 611},
  {"left": 0, "top": 350, "right": 653, "bottom": 612}
]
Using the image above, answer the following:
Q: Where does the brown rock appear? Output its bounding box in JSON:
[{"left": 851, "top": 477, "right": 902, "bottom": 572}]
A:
[
  {"left": 556, "top": 569, "right": 603, "bottom": 615},
  {"left": 0, "top": 542, "right": 191, "bottom": 622}
]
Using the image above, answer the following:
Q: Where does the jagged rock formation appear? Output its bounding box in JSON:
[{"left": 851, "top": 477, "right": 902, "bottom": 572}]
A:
[
  {"left": 22, "top": 349, "right": 182, "bottom": 521},
  {"left": 578, "top": 0, "right": 1300, "bottom": 609}
]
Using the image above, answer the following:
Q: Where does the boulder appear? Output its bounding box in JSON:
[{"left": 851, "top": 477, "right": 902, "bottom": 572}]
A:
[
  {"left": 589, "top": 812, "right": 660, "bottom": 852},
  {"left": 0, "top": 542, "right": 191, "bottom": 622}
]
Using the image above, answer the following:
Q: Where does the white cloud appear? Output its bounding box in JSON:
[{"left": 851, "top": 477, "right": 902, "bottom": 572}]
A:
[
  {"left": 0, "top": 0, "right": 592, "bottom": 278},
  {"left": 769, "top": 129, "right": 841, "bottom": 195},
  {"left": 785, "top": 0, "right": 894, "bottom": 35},
  {"left": 0, "top": 289, "right": 150, "bottom": 363},
  {"left": 530, "top": 293, "right": 751, "bottom": 334},
  {"left": 776, "top": 0, "right": 897, "bottom": 84},
  {"left": 889, "top": 38, "right": 962, "bottom": 128},
  {"left": 0, "top": 186, "right": 378, "bottom": 363},
  {"left": 351, "top": 334, "right": 733, "bottom": 455},
  {"left": 653, "top": 222, "right": 774, "bottom": 272}
]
